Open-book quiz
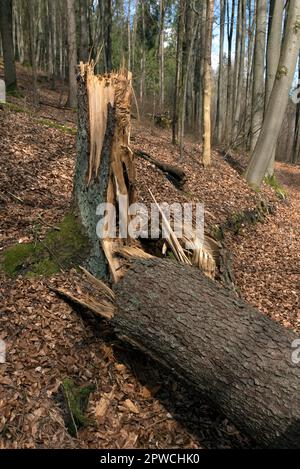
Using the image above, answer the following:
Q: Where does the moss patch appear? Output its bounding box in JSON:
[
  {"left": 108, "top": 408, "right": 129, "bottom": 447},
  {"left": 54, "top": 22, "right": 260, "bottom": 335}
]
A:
[
  {"left": 61, "top": 378, "right": 95, "bottom": 437},
  {"left": 264, "top": 174, "right": 287, "bottom": 200},
  {"left": 1, "top": 214, "right": 89, "bottom": 278},
  {"left": 36, "top": 118, "right": 77, "bottom": 135}
]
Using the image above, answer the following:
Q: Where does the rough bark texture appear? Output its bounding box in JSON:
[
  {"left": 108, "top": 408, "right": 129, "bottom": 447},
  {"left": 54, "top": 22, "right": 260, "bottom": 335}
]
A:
[
  {"left": 73, "top": 66, "right": 135, "bottom": 281},
  {"left": 202, "top": 0, "right": 214, "bottom": 167},
  {"left": 112, "top": 258, "right": 300, "bottom": 449},
  {"left": 250, "top": 0, "right": 267, "bottom": 152},
  {"left": 73, "top": 74, "right": 115, "bottom": 280},
  {"left": 67, "top": 0, "right": 78, "bottom": 108},
  {"left": 246, "top": 0, "right": 300, "bottom": 186},
  {"left": 0, "top": 0, "right": 17, "bottom": 90}
]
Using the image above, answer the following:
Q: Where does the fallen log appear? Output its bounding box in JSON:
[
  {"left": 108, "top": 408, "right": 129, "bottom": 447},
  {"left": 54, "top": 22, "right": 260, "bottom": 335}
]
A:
[
  {"left": 109, "top": 258, "right": 300, "bottom": 449},
  {"left": 135, "top": 149, "right": 186, "bottom": 189}
]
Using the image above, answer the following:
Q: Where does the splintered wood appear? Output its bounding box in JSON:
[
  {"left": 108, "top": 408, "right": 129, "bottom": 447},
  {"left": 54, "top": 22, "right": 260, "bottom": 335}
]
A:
[{"left": 80, "top": 63, "right": 136, "bottom": 282}]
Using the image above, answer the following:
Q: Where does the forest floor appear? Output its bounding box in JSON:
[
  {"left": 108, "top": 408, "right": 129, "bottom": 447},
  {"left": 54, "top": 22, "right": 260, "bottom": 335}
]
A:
[{"left": 0, "top": 64, "right": 299, "bottom": 448}]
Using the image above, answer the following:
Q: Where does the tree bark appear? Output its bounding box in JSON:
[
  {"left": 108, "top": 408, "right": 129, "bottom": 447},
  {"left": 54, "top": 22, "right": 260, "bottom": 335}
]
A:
[
  {"left": 112, "top": 257, "right": 300, "bottom": 449},
  {"left": 202, "top": 0, "right": 214, "bottom": 167},
  {"left": 216, "top": 0, "right": 226, "bottom": 143},
  {"left": 246, "top": 0, "right": 300, "bottom": 186},
  {"left": 158, "top": 0, "right": 165, "bottom": 112},
  {"left": 250, "top": 0, "right": 267, "bottom": 152},
  {"left": 0, "top": 0, "right": 17, "bottom": 91},
  {"left": 80, "top": 0, "right": 89, "bottom": 63},
  {"left": 74, "top": 65, "right": 136, "bottom": 281},
  {"left": 225, "top": 0, "right": 235, "bottom": 143},
  {"left": 265, "top": 0, "right": 284, "bottom": 176},
  {"left": 67, "top": 0, "right": 78, "bottom": 107}
]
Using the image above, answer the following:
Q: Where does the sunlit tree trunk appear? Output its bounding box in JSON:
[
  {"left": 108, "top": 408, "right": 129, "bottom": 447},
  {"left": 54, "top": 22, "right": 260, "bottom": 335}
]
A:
[
  {"left": 245, "top": 0, "right": 300, "bottom": 186},
  {"left": 202, "top": 0, "right": 214, "bottom": 167},
  {"left": 250, "top": 0, "right": 267, "bottom": 152},
  {"left": 265, "top": 0, "right": 284, "bottom": 176},
  {"left": 216, "top": 0, "right": 226, "bottom": 143}
]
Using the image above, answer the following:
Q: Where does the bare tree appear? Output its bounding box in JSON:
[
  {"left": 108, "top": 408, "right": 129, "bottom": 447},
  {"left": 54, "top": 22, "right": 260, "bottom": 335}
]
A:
[
  {"left": 0, "top": 0, "right": 17, "bottom": 91},
  {"left": 250, "top": 0, "right": 267, "bottom": 152},
  {"left": 67, "top": 0, "right": 77, "bottom": 107},
  {"left": 265, "top": 0, "right": 284, "bottom": 175},
  {"left": 246, "top": 0, "right": 300, "bottom": 186},
  {"left": 202, "top": 0, "right": 214, "bottom": 167}
]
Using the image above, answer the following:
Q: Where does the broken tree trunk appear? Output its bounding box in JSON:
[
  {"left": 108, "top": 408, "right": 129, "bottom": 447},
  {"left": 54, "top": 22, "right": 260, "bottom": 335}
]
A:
[
  {"left": 73, "top": 63, "right": 136, "bottom": 281},
  {"left": 111, "top": 258, "right": 300, "bottom": 449},
  {"left": 71, "top": 65, "right": 300, "bottom": 449}
]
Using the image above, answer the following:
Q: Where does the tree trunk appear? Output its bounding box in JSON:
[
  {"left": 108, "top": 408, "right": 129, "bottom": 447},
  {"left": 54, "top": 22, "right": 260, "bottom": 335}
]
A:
[
  {"left": 292, "top": 52, "right": 300, "bottom": 164},
  {"left": 158, "top": 0, "right": 165, "bottom": 112},
  {"left": 74, "top": 64, "right": 136, "bottom": 281},
  {"left": 103, "top": 0, "right": 112, "bottom": 73},
  {"left": 250, "top": 0, "right": 267, "bottom": 152},
  {"left": 225, "top": 0, "right": 235, "bottom": 143},
  {"left": 202, "top": 0, "right": 214, "bottom": 167},
  {"left": 265, "top": 0, "right": 284, "bottom": 176},
  {"left": 0, "top": 0, "right": 17, "bottom": 92},
  {"left": 232, "top": 0, "right": 246, "bottom": 142},
  {"left": 67, "top": 0, "right": 78, "bottom": 107},
  {"left": 216, "top": 0, "right": 226, "bottom": 143},
  {"left": 28, "top": 0, "right": 39, "bottom": 105},
  {"left": 80, "top": 0, "right": 89, "bottom": 63},
  {"left": 172, "top": 0, "right": 185, "bottom": 145},
  {"left": 111, "top": 257, "right": 300, "bottom": 449},
  {"left": 246, "top": 0, "right": 300, "bottom": 186}
]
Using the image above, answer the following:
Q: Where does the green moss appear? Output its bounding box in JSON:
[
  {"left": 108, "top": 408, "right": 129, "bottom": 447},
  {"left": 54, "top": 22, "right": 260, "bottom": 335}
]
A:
[
  {"left": 2, "top": 243, "right": 38, "bottom": 276},
  {"left": 36, "top": 118, "right": 77, "bottom": 135},
  {"left": 45, "top": 214, "right": 88, "bottom": 266},
  {"left": 1, "top": 214, "right": 89, "bottom": 278},
  {"left": 2, "top": 104, "right": 76, "bottom": 135},
  {"left": 2, "top": 102, "right": 26, "bottom": 113},
  {"left": 276, "top": 66, "right": 288, "bottom": 80},
  {"left": 26, "top": 259, "right": 60, "bottom": 277},
  {"left": 61, "top": 378, "right": 95, "bottom": 437},
  {"left": 264, "top": 174, "right": 287, "bottom": 199}
]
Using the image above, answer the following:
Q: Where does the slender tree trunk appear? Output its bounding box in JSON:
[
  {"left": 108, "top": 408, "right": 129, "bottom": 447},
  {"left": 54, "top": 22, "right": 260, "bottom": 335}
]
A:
[
  {"left": 265, "top": 0, "right": 284, "bottom": 176},
  {"left": 67, "top": 0, "right": 78, "bottom": 108},
  {"left": 225, "top": 0, "right": 235, "bottom": 142},
  {"left": 48, "top": 0, "right": 56, "bottom": 89},
  {"left": 216, "top": 0, "right": 226, "bottom": 143},
  {"left": 103, "top": 0, "right": 112, "bottom": 72},
  {"left": 202, "top": 0, "right": 214, "bottom": 167},
  {"left": 0, "top": 0, "right": 17, "bottom": 91},
  {"left": 28, "top": 0, "right": 39, "bottom": 104},
  {"left": 292, "top": 53, "right": 300, "bottom": 164},
  {"left": 250, "top": 0, "right": 267, "bottom": 152},
  {"left": 232, "top": 0, "right": 246, "bottom": 142},
  {"left": 179, "top": 6, "right": 199, "bottom": 158},
  {"left": 245, "top": 0, "right": 300, "bottom": 186},
  {"left": 158, "top": 0, "right": 165, "bottom": 112},
  {"left": 80, "top": 0, "right": 89, "bottom": 63},
  {"left": 172, "top": 0, "right": 184, "bottom": 145},
  {"left": 127, "top": 0, "right": 131, "bottom": 70},
  {"left": 131, "top": 0, "right": 139, "bottom": 72},
  {"left": 139, "top": 0, "right": 146, "bottom": 108}
]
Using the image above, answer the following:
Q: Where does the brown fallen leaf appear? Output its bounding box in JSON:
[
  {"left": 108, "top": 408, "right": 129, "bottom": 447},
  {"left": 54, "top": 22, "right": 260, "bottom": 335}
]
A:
[
  {"left": 95, "top": 389, "right": 115, "bottom": 424},
  {"left": 0, "top": 376, "right": 13, "bottom": 386},
  {"left": 140, "top": 386, "right": 152, "bottom": 399},
  {"left": 124, "top": 399, "right": 139, "bottom": 414}
]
